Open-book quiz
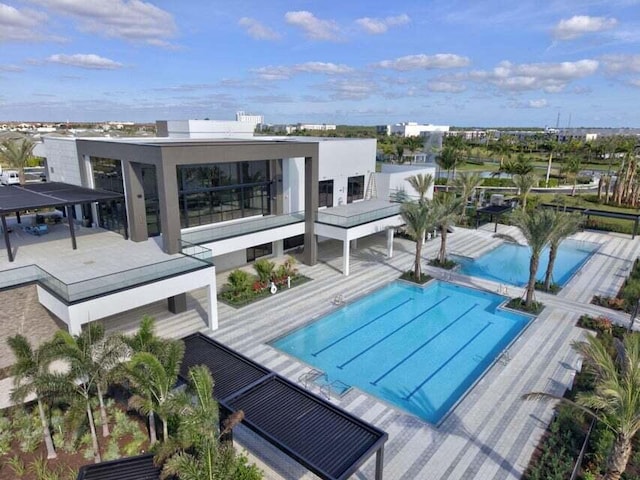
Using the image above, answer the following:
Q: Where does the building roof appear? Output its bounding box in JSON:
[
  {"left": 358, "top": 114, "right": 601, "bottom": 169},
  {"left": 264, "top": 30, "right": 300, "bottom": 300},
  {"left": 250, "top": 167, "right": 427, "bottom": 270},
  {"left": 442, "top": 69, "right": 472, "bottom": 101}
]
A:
[
  {"left": 180, "top": 333, "right": 388, "bottom": 480},
  {"left": 0, "top": 182, "right": 122, "bottom": 214}
]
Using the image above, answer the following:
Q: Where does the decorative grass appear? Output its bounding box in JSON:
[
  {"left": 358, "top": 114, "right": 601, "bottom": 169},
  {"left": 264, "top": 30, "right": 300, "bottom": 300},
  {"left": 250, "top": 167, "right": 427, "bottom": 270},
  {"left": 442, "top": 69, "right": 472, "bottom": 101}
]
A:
[
  {"left": 428, "top": 258, "right": 458, "bottom": 270},
  {"left": 399, "top": 271, "right": 432, "bottom": 285},
  {"left": 506, "top": 297, "right": 544, "bottom": 315},
  {"left": 534, "top": 280, "right": 562, "bottom": 294}
]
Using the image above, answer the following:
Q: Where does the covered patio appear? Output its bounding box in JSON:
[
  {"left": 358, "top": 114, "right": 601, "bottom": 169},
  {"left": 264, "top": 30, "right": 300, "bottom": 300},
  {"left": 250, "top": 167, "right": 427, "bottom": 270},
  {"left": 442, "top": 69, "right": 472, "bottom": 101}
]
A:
[{"left": 0, "top": 182, "right": 123, "bottom": 262}]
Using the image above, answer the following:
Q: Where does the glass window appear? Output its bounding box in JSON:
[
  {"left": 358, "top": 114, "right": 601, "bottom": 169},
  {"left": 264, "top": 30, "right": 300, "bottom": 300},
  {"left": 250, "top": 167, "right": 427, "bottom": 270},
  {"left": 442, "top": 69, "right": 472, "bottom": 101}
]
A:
[
  {"left": 247, "top": 242, "right": 273, "bottom": 262},
  {"left": 347, "top": 175, "right": 365, "bottom": 203},
  {"left": 319, "top": 180, "right": 333, "bottom": 208}
]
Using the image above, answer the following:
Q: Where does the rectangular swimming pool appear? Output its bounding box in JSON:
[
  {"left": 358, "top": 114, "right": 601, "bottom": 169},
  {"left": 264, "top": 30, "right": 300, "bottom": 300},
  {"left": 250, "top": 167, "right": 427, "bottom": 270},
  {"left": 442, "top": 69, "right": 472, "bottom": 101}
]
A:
[
  {"left": 454, "top": 238, "right": 599, "bottom": 287},
  {"left": 272, "top": 281, "right": 531, "bottom": 424}
]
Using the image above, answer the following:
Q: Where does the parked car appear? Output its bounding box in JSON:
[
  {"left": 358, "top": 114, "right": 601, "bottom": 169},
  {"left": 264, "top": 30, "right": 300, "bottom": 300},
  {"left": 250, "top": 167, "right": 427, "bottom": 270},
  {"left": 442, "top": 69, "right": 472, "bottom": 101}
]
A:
[{"left": 0, "top": 170, "right": 19, "bottom": 186}]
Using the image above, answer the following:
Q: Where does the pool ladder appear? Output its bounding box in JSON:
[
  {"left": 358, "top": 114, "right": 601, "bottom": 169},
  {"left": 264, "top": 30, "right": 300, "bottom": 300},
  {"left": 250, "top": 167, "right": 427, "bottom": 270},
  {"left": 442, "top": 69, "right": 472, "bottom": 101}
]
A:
[
  {"left": 298, "top": 369, "right": 351, "bottom": 400},
  {"left": 299, "top": 368, "right": 326, "bottom": 390}
]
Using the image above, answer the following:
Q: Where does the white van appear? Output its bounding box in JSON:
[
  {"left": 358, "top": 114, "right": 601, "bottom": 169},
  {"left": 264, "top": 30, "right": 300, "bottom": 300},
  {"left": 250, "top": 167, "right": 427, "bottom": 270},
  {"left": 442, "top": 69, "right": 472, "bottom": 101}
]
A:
[{"left": 0, "top": 170, "right": 20, "bottom": 186}]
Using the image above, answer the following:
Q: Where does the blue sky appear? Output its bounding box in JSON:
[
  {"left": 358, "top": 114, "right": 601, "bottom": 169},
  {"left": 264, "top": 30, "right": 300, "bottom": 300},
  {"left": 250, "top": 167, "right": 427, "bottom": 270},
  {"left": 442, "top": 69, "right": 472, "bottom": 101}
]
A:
[{"left": 1, "top": 0, "right": 640, "bottom": 127}]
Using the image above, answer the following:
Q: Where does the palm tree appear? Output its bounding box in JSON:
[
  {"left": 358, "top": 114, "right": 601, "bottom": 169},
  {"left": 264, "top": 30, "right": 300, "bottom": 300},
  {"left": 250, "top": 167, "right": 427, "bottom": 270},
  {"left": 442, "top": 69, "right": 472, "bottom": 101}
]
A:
[
  {"left": 52, "top": 324, "right": 124, "bottom": 439},
  {"left": 511, "top": 173, "right": 537, "bottom": 210},
  {"left": 120, "top": 315, "right": 164, "bottom": 356},
  {"left": 0, "top": 137, "right": 35, "bottom": 185},
  {"left": 406, "top": 173, "right": 433, "bottom": 204},
  {"left": 8, "top": 335, "right": 58, "bottom": 459},
  {"left": 436, "top": 146, "right": 459, "bottom": 191},
  {"left": 400, "top": 201, "right": 437, "bottom": 280},
  {"left": 433, "top": 193, "right": 462, "bottom": 265},
  {"left": 542, "top": 212, "right": 582, "bottom": 291},
  {"left": 395, "top": 144, "right": 405, "bottom": 164},
  {"left": 524, "top": 334, "right": 640, "bottom": 480},
  {"left": 561, "top": 155, "right": 582, "bottom": 196},
  {"left": 453, "top": 172, "right": 482, "bottom": 223},
  {"left": 510, "top": 209, "right": 556, "bottom": 307},
  {"left": 158, "top": 365, "right": 259, "bottom": 480},
  {"left": 125, "top": 339, "right": 185, "bottom": 444}
]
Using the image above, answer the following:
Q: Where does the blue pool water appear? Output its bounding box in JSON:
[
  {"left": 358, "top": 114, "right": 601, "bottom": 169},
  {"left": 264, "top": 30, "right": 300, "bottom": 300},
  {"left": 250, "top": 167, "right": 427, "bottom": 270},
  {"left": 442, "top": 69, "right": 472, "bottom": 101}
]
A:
[
  {"left": 455, "top": 239, "right": 599, "bottom": 287},
  {"left": 272, "top": 281, "right": 530, "bottom": 424}
]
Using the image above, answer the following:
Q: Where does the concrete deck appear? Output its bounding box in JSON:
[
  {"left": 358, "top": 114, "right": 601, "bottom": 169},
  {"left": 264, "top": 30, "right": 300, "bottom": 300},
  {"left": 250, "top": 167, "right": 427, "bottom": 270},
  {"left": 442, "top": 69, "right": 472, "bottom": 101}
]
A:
[{"left": 1, "top": 222, "right": 638, "bottom": 479}]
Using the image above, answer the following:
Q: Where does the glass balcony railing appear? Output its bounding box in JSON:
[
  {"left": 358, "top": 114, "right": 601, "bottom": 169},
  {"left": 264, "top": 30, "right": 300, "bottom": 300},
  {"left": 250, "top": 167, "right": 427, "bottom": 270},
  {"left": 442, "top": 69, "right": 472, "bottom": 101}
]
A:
[
  {"left": 315, "top": 204, "right": 401, "bottom": 228},
  {"left": 181, "top": 212, "right": 306, "bottom": 244},
  {"left": 0, "top": 254, "right": 212, "bottom": 304}
]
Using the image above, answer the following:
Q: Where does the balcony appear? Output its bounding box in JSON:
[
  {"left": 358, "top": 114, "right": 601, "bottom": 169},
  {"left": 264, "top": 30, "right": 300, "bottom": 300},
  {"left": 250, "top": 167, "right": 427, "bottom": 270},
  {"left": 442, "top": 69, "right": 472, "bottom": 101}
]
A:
[{"left": 315, "top": 200, "right": 401, "bottom": 228}]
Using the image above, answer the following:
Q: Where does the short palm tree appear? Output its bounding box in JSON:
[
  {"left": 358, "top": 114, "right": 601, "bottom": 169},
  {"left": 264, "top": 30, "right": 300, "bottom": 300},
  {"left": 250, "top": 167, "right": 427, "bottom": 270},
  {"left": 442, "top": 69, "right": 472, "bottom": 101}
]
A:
[
  {"left": 158, "top": 365, "right": 259, "bottom": 480},
  {"left": 125, "top": 339, "right": 185, "bottom": 444},
  {"left": 436, "top": 146, "right": 459, "bottom": 191},
  {"left": 511, "top": 173, "right": 537, "bottom": 210},
  {"left": 400, "top": 200, "right": 438, "bottom": 280},
  {"left": 453, "top": 172, "right": 482, "bottom": 222},
  {"left": 433, "top": 193, "right": 463, "bottom": 265},
  {"left": 406, "top": 173, "right": 433, "bottom": 204},
  {"left": 510, "top": 209, "right": 556, "bottom": 307},
  {"left": 543, "top": 212, "right": 582, "bottom": 291},
  {"left": 121, "top": 315, "right": 164, "bottom": 355},
  {"left": 524, "top": 334, "right": 640, "bottom": 480},
  {"left": 8, "top": 335, "right": 58, "bottom": 459},
  {"left": 0, "top": 137, "right": 35, "bottom": 184}
]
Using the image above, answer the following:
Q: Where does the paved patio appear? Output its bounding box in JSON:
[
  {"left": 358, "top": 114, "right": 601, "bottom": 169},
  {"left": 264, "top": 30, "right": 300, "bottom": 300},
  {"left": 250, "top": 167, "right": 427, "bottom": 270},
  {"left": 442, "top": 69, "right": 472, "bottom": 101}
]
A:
[{"left": 1, "top": 222, "right": 638, "bottom": 479}]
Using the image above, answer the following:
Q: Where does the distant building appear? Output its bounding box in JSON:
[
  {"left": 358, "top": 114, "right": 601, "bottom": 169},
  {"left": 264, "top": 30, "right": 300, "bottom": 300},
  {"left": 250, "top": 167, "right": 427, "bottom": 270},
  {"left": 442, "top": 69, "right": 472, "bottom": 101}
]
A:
[
  {"left": 156, "top": 119, "right": 255, "bottom": 138},
  {"left": 379, "top": 122, "right": 450, "bottom": 137},
  {"left": 235, "top": 111, "right": 264, "bottom": 129}
]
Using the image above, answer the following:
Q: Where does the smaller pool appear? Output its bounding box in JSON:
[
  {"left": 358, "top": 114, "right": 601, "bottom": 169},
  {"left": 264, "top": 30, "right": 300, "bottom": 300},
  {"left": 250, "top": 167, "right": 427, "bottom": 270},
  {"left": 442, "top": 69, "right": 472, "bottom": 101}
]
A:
[{"left": 455, "top": 238, "right": 599, "bottom": 287}]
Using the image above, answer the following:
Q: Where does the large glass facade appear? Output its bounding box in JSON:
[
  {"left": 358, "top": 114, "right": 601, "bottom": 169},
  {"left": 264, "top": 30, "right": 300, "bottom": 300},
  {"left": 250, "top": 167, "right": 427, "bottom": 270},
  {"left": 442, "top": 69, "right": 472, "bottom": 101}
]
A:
[
  {"left": 91, "top": 157, "right": 127, "bottom": 237},
  {"left": 177, "top": 161, "right": 272, "bottom": 228}
]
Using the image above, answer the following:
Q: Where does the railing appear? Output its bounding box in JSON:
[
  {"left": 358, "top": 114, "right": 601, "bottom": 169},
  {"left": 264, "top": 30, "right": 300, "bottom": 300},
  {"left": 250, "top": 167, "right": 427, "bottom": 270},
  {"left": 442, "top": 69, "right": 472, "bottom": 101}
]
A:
[
  {"left": 315, "top": 204, "right": 401, "bottom": 228},
  {"left": 180, "top": 240, "right": 214, "bottom": 264},
  {"left": 181, "top": 212, "right": 305, "bottom": 244},
  {"left": 0, "top": 254, "right": 212, "bottom": 304}
]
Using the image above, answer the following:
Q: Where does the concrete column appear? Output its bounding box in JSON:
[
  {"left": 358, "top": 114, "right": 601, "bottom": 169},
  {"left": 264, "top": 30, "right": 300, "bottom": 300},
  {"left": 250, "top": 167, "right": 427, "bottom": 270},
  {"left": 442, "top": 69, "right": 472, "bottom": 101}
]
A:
[
  {"left": 122, "top": 161, "right": 149, "bottom": 242},
  {"left": 387, "top": 228, "right": 394, "bottom": 258},
  {"left": 207, "top": 276, "right": 218, "bottom": 331},
  {"left": 342, "top": 239, "right": 350, "bottom": 277},
  {"left": 273, "top": 239, "right": 284, "bottom": 258},
  {"left": 303, "top": 154, "right": 319, "bottom": 266},
  {"left": 351, "top": 239, "right": 358, "bottom": 249},
  {"left": 168, "top": 293, "right": 187, "bottom": 314},
  {"left": 157, "top": 162, "right": 182, "bottom": 254},
  {"left": 68, "top": 314, "right": 82, "bottom": 336}
]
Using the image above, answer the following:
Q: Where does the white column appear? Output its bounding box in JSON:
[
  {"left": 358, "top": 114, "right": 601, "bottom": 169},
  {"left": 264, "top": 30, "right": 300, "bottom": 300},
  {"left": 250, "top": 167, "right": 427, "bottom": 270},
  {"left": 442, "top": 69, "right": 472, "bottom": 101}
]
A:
[
  {"left": 207, "top": 276, "right": 218, "bottom": 331},
  {"left": 343, "top": 239, "right": 350, "bottom": 277},
  {"left": 273, "top": 239, "right": 284, "bottom": 257},
  {"left": 68, "top": 312, "right": 83, "bottom": 336},
  {"left": 387, "top": 228, "right": 394, "bottom": 258}
]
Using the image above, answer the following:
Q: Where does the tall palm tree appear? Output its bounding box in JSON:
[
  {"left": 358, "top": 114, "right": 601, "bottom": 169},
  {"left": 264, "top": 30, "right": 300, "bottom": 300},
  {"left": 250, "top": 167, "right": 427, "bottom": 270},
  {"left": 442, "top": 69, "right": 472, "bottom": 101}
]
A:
[
  {"left": 8, "top": 335, "right": 58, "bottom": 459},
  {"left": 524, "top": 334, "right": 640, "bottom": 480},
  {"left": 511, "top": 209, "right": 555, "bottom": 307},
  {"left": 511, "top": 173, "right": 537, "bottom": 210},
  {"left": 0, "top": 137, "right": 35, "bottom": 185},
  {"left": 433, "top": 193, "right": 463, "bottom": 265},
  {"left": 121, "top": 315, "right": 164, "bottom": 355},
  {"left": 543, "top": 212, "right": 582, "bottom": 291},
  {"left": 561, "top": 155, "right": 582, "bottom": 196},
  {"left": 125, "top": 339, "right": 185, "bottom": 444},
  {"left": 436, "top": 146, "right": 459, "bottom": 191},
  {"left": 406, "top": 173, "right": 433, "bottom": 204},
  {"left": 400, "top": 201, "right": 438, "bottom": 280},
  {"left": 453, "top": 172, "right": 482, "bottom": 222}
]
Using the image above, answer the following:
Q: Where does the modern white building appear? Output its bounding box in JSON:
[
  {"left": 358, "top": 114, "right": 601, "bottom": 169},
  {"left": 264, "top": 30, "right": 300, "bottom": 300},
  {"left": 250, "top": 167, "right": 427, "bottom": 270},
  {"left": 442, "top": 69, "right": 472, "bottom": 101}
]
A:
[
  {"left": 156, "top": 119, "right": 256, "bottom": 138},
  {"left": 235, "top": 111, "right": 264, "bottom": 126},
  {"left": 380, "top": 122, "right": 450, "bottom": 137}
]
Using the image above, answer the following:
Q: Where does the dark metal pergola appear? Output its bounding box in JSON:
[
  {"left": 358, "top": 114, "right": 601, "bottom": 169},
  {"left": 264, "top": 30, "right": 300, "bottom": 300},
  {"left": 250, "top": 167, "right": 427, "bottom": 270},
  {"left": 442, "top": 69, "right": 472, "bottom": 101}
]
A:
[
  {"left": 475, "top": 204, "right": 514, "bottom": 232},
  {"left": 0, "top": 182, "right": 123, "bottom": 262},
  {"left": 540, "top": 203, "right": 640, "bottom": 239},
  {"left": 180, "top": 333, "right": 388, "bottom": 480}
]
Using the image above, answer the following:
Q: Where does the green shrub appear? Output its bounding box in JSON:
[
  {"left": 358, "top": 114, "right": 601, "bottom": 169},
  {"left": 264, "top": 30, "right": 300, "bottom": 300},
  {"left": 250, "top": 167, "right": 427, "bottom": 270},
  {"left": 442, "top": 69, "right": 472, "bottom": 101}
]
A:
[
  {"left": 481, "top": 177, "right": 513, "bottom": 187},
  {"left": 400, "top": 271, "right": 432, "bottom": 284},
  {"left": 506, "top": 298, "right": 544, "bottom": 314},
  {"left": 534, "top": 280, "right": 561, "bottom": 294},
  {"left": 428, "top": 258, "right": 458, "bottom": 270},
  {"left": 224, "top": 270, "right": 254, "bottom": 299},
  {"left": 253, "top": 259, "right": 275, "bottom": 283},
  {"left": 103, "top": 437, "right": 121, "bottom": 461},
  {"left": 6, "top": 455, "right": 26, "bottom": 477},
  {"left": 586, "top": 423, "right": 615, "bottom": 474},
  {"left": 13, "top": 407, "right": 42, "bottom": 453},
  {"left": 0, "top": 414, "right": 13, "bottom": 457}
]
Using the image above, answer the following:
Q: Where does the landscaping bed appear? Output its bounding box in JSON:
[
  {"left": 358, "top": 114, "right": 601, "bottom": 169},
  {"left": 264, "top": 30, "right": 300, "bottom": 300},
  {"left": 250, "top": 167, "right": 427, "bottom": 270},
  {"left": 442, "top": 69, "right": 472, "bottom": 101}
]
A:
[
  {"left": 591, "top": 258, "right": 640, "bottom": 313},
  {"left": 505, "top": 298, "right": 544, "bottom": 315},
  {"left": 399, "top": 271, "right": 432, "bottom": 285}
]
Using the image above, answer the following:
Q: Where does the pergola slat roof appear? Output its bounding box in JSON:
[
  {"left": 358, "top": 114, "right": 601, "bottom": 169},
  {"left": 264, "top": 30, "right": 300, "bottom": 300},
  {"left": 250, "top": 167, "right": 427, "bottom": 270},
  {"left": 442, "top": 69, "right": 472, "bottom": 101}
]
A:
[
  {"left": 181, "top": 333, "right": 388, "bottom": 480},
  {"left": 0, "top": 182, "right": 122, "bottom": 214}
]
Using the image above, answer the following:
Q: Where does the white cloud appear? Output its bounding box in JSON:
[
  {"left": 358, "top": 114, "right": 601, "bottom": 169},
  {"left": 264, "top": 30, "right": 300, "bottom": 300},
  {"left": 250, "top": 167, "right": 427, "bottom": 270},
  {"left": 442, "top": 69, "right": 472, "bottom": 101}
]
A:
[
  {"left": 238, "top": 17, "right": 280, "bottom": 40},
  {"left": 426, "top": 81, "right": 467, "bottom": 93},
  {"left": 284, "top": 11, "right": 340, "bottom": 41},
  {"left": 253, "top": 62, "right": 353, "bottom": 80},
  {"left": 30, "top": 0, "right": 177, "bottom": 46},
  {"left": 526, "top": 99, "right": 548, "bottom": 108},
  {"left": 553, "top": 15, "right": 617, "bottom": 40},
  {"left": 629, "top": 78, "right": 640, "bottom": 88},
  {"left": 601, "top": 54, "right": 640, "bottom": 73},
  {"left": 470, "top": 59, "right": 598, "bottom": 92},
  {"left": 0, "top": 64, "right": 24, "bottom": 72},
  {"left": 375, "top": 53, "right": 470, "bottom": 71},
  {"left": 356, "top": 14, "right": 410, "bottom": 34},
  {"left": 0, "top": 3, "right": 48, "bottom": 42},
  {"left": 47, "top": 54, "right": 123, "bottom": 70}
]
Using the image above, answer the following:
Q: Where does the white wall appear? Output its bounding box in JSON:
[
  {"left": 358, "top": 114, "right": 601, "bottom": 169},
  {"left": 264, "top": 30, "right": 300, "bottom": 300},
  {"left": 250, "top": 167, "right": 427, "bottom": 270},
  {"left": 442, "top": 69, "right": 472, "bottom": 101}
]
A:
[
  {"left": 377, "top": 164, "right": 436, "bottom": 202},
  {"left": 42, "top": 137, "right": 83, "bottom": 185},
  {"left": 165, "top": 120, "right": 255, "bottom": 139},
  {"left": 282, "top": 157, "right": 305, "bottom": 213}
]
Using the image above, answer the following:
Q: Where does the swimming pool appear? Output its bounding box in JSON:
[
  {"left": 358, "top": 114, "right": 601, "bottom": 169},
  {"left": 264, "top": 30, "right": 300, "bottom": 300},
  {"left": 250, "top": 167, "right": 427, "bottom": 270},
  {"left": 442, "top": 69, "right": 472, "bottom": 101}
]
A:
[
  {"left": 272, "top": 281, "right": 531, "bottom": 424},
  {"left": 455, "top": 238, "right": 599, "bottom": 287}
]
